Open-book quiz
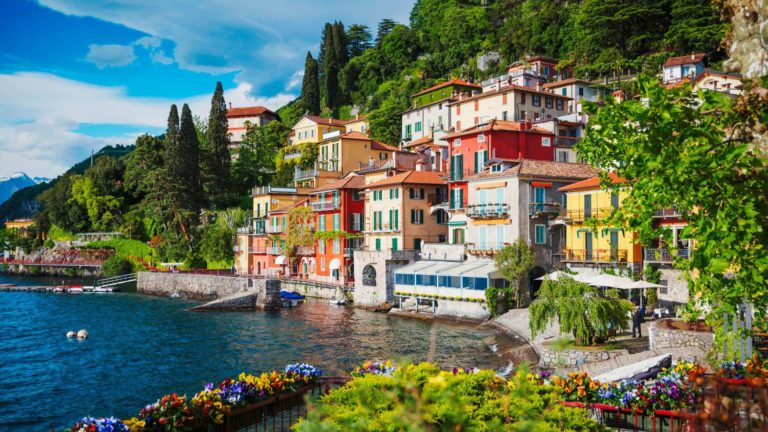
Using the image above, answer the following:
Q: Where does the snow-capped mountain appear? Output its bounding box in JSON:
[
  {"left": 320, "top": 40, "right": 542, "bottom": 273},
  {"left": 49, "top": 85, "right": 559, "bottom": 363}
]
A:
[{"left": 0, "top": 172, "right": 50, "bottom": 205}]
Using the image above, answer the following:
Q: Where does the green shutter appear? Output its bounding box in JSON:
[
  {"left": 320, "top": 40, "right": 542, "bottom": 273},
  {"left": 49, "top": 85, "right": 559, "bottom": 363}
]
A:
[
  {"left": 420, "top": 210, "right": 424, "bottom": 223},
  {"left": 375, "top": 238, "right": 381, "bottom": 251},
  {"left": 394, "top": 210, "right": 399, "bottom": 230},
  {"left": 474, "top": 151, "right": 479, "bottom": 173},
  {"left": 459, "top": 189, "right": 464, "bottom": 208},
  {"left": 392, "top": 238, "right": 398, "bottom": 251}
]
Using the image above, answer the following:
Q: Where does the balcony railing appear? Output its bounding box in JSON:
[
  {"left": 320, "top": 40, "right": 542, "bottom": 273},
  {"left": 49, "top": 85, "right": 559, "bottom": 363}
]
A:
[
  {"left": 317, "top": 160, "right": 339, "bottom": 172},
  {"left": 267, "top": 248, "right": 284, "bottom": 255},
  {"left": 563, "top": 208, "right": 615, "bottom": 223},
  {"left": 357, "top": 158, "right": 393, "bottom": 174},
  {"left": 466, "top": 203, "right": 509, "bottom": 219},
  {"left": 311, "top": 200, "right": 341, "bottom": 211},
  {"left": 237, "top": 226, "right": 252, "bottom": 234},
  {"left": 295, "top": 246, "right": 315, "bottom": 256},
  {"left": 250, "top": 247, "right": 267, "bottom": 254},
  {"left": 556, "top": 136, "right": 579, "bottom": 148},
  {"left": 652, "top": 207, "right": 682, "bottom": 218},
  {"left": 644, "top": 247, "right": 690, "bottom": 263},
  {"left": 294, "top": 166, "right": 318, "bottom": 180},
  {"left": 562, "top": 248, "right": 628, "bottom": 263},
  {"left": 364, "top": 223, "right": 401, "bottom": 233},
  {"left": 466, "top": 242, "right": 508, "bottom": 254},
  {"left": 449, "top": 168, "right": 474, "bottom": 182},
  {"left": 427, "top": 193, "right": 448, "bottom": 206},
  {"left": 266, "top": 225, "right": 285, "bottom": 234},
  {"left": 529, "top": 202, "right": 562, "bottom": 216},
  {"left": 252, "top": 185, "right": 298, "bottom": 196},
  {"left": 284, "top": 150, "right": 302, "bottom": 160}
]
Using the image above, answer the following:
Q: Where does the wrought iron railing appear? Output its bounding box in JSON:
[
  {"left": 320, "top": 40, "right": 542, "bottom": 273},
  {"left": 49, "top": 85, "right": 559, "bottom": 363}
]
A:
[
  {"left": 644, "top": 248, "right": 690, "bottom": 262},
  {"left": 311, "top": 200, "right": 340, "bottom": 211},
  {"left": 529, "top": 202, "right": 562, "bottom": 216},
  {"left": 266, "top": 225, "right": 285, "bottom": 234},
  {"left": 563, "top": 208, "right": 614, "bottom": 222},
  {"left": 295, "top": 246, "right": 315, "bottom": 256},
  {"left": 466, "top": 203, "right": 509, "bottom": 219},
  {"left": 466, "top": 242, "right": 508, "bottom": 253},
  {"left": 563, "top": 249, "right": 628, "bottom": 263},
  {"left": 652, "top": 207, "right": 682, "bottom": 218}
]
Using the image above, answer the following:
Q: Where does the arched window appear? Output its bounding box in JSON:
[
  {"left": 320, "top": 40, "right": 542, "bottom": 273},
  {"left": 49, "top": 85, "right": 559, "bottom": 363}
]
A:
[{"left": 362, "top": 265, "right": 377, "bottom": 286}]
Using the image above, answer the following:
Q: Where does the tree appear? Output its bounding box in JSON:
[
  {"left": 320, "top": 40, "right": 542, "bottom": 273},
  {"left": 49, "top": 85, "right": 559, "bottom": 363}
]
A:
[
  {"left": 177, "top": 103, "right": 202, "bottom": 212},
  {"left": 301, "top": 52, "right": 321, "bottom": 115},
  {"left": 230, "top": 120, "right": 282, "bottom": 195},
  {"left": 124, "top": 134, "right": 164, "bottom": 197},
  {"left": 494, "top": 239, "right": 535, "bottom": 307},
  {"left": 375, "top": 18, "right": 397, "bottom": 46},
  {"left": 69, "top": 175, "right": 121, "bottom": 231},
  {"left": 530, "top": 277, "right": 633, "bottom": 346},
  {"left": 576, "top": 76, "right": 768, "bottom": 322},
  {"left": 664, "top": 0, "right": 727, "bottom": 54},
  {"left": 346, "top": 24, "right": 372, "bottom": 57},
  {"left": 102, "top": 255, "right": 134, "bottom": 277},
  {"left": 202, "top": 82, "right": 232, "bottom": 207},
  {"left": 367, "top": 96, "right": 405, "bottom": 145}
]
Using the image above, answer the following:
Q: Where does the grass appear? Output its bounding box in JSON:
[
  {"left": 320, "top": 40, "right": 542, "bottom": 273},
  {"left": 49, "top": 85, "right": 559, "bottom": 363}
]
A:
[
  {"left": 207, "top": 259, "right": 232, "bottom": 270},
  {"left": 87, "top": 239, "right": 155, "bottom": 269}
]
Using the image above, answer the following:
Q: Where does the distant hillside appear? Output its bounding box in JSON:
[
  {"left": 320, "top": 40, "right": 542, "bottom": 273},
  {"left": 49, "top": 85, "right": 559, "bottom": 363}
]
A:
[
  {"left": 0, "top": 172, "right": 50, "bottom": 205},
  {"left": 0, "top": 145, "right": 134, "bottom": 222}
]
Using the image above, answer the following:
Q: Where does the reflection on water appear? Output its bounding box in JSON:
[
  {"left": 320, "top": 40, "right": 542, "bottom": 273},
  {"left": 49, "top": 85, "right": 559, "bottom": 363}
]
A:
[{"left": 0, "top": 274, "right": 522, "bottom": 431}]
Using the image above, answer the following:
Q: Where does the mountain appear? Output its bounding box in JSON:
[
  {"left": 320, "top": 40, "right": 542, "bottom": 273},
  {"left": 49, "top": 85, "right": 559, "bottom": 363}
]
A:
[
  {"left": 0, "top": 172, "right": 49, "bottom": 206},
  {"left": 0, "top": 145, "right": 132, "bottom": 222}
]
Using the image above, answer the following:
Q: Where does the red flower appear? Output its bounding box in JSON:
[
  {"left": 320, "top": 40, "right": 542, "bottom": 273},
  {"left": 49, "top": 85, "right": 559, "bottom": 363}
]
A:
[{"left": 159, "top": 417, "right": 168, "bottom": 425}]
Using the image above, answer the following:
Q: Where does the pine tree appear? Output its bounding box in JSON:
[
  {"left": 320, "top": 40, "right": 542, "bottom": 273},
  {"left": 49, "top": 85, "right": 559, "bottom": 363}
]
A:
[
  {"left": 178, "top": 103, "right": 202, "bottom": 212},
  {"left": 202, "top": 82, "right": 232, "bottom": 207},
  {"left": 346, "top": 24, "right": 372, "bottom": 57},
  {"left": 332, "top": 21, "right": 349, "bottom": 67},
  {"left": 301, "top": 52, "right": 321, "bottom": 115},
  {"left": 166, "top": 104, "right": 179, "bottom": 150},
  {"left": 376, "top": 19, "right": 397, "bottom": 46},
  {"left": 664, "top": 0, "right": 727, "bottom": 54}
]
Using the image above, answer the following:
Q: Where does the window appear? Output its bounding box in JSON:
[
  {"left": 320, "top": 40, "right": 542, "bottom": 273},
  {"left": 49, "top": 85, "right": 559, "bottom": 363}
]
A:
[
  {"left": 450, "top": 188, "right": 464, "bottom": 209},
  {"left": 535, "top": 224, "right": 546, "bottom": 244},
  {"left": 491, "top": 164, "right": 502, "bottom": 172},
  {"left": 318, "top": 214, "right": 326, "bottom": 231},
  {"left": 534, "top": 187, "right": 545, "bottom": 204},
  {"left": 333, "top": 238, "right": 340, "bottom": 254},
  {"left": 411, "top": 209, "right": 424, "bottom": 224},
  {"left": 520, "top": 93, "right": 526, "bottom": 104},
  {"left": 375, "top": 238, "right": 381, "bottom": 251},
  {"left": 502, "top": 111, "right": 508, "bottom": 121},
  {"left": 311, "top": 129, "right": 315, "bottom": 138},
  {"left": 352, "top": 191, "right": 360, "bottom": 200},
  {"left": 474, "top": 100, "right": 479, "bottom": 111},
  {"left": 474, "top": 150, "right": 487, "bottom": 173},
  {"left": 363, "top": 265, "right": 377, "bottom": 286},
  {"left": 558, "top": 151, "right": 568, "bottom": 162},
  {"left": 318, "top": 239, "right": 326, "bottom": 253},
  {"left": 453, "top": 138, "right": 461, "bottom": 147},
  {"left": 659, "top": 280, "right": 669, "bottom": 294},
  {"left": 556, "top": 99, "right": 563, "bottom": 110},
  {"left": 561, "top": 88, "right": 567, "bottom": 96},
  {"left": 415, "top": 121, "right": 422, "bottom": 132},
  {"left": 545, "top": 97, "right": 553, "bottom": 108},
  {"left": 611, "top": 193, "right": 619, "bottom": 208},
  {"left": 578, "top": 87, "right": 584, "bottom": 97},
  {"left": 256, "top": 203, "right": 261, "bottom": 217},
  {"left": 392, "top": 238, "right": 398, "bottom": 251},
  {"left": 320, "top": 258, "right": 325, "bottom": 271},
  {"left": 477, "top": 133, "right": 486, "bottom": 142},
  {"left": 542, "top": 137, "right": 551, "bottom": 147},
  {"left": 333, "top": 214, "right": 340, "bottom": 230},
  {"left": 532, "top": 95, "right": 540, "bottom": 107},
  {"left": 436, "top": 211, "right": 447, "bottom": 224},
  {"left": 352, "top": 213, "right": 362, "bottom": 231}
]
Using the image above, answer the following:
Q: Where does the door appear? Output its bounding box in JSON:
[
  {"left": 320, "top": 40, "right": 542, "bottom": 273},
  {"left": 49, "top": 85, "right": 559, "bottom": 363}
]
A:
[
  {"left": 609, "top": 231, "right": 619, "bottom": 261},
  {"left": 257, "top": 261, "right": 261, "bottom": 275},
  {"left": 585, "top": 232, "right": 593, "bottom": 261},
  {"left": 414, "top": 238, "right": 422, "bottom": 251},
  {"left": 584, "top": 194, "right": 592, "bottom": 219},
  {"left": 453, "top": 228, "right": 465, "bottom": 245}
]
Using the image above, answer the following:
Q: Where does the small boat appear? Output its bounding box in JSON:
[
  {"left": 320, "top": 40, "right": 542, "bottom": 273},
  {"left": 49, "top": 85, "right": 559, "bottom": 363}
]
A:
[
  {"left": 53, "top": 285, "right": 83, "bottom": 294},
  {"left": 67, "top": 286, "right": 84, "bottom": 294},
  {"left": 93, "top": 286, "right": 114, "bottom": 293},
  {"left": 280, "top": 290, "right": 305, "bottom": 300},
  {"left": 329, "top": 298, "right": 347, "bottom": 305}
]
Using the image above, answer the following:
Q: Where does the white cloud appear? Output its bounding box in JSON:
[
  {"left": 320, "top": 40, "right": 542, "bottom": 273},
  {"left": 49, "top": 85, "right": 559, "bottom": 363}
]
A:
[
  {"left": 85, "top": 43, "right": 136, "bottom": 68},
  {"left": 286, "top": 69, "right": 304, "bottom": 91},
  {"left": 38, "top": 0, "right": 414, "bottom": 94},
  {"left": 0, "top": 72, "right": 296, "bottom": 177}
]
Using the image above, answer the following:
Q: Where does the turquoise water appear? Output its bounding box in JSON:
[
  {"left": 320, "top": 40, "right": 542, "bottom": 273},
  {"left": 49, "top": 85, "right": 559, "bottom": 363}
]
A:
[{"left": 0, "top": 274, "right": 507, "bottom": 431}]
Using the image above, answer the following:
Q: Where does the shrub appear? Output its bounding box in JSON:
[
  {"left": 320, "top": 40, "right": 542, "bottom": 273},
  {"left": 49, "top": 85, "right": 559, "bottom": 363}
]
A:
[
  {"left": 296, "top": 363, "right": 606, "bottom": 431},
  {"left": 101, "top": 256, "right": 134, "bottom": 277}
]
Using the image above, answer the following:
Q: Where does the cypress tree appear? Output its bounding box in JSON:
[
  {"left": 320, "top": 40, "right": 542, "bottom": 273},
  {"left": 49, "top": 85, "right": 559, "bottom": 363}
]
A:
[
  {"left": 178, "top": 104, "right": 202, "bottom": 212},
  {"left": 318, "top": 23, "right": 334, "bottom": 103},
  {"left": 376, "top": 19, "right": 397, "bottom": 46},
  {"left": 165, "top": 104, "right": 179, "bottom": 149},
  {"left": 202, "top": 81, "right": 231, "bottom": 207},
  {"left": 332, "top": 21, "right": 349, "bottom": 68},
  {"left": 301, "top": 52, "right": 321, "bottom": 115},
  {"left": 322, "top": 25, "right": 340, "bottom": 110}
]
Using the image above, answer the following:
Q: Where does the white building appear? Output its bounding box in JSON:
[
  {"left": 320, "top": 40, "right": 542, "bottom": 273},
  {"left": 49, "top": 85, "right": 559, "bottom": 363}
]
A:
[
  {"left": 542, "top": 78, "right": 604, "bottom": 114},
  {"left": 227, "top": 106, "right": 279, "bottom": 150},
  {"left": 662, "top": 53, "right": 706, "bottom": 85},
  {"left": 449, "top": 87, "right": 571, "bottom": 130},
  {"left": 690, "top": 69, "right": 743, "bottom": 96}
]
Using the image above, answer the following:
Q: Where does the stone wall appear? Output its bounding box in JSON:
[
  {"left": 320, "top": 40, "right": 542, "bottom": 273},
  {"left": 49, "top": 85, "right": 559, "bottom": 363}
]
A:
[
  {"left": 538, "top": 346, "right": 629, "bottom": 369},
  {"left": 281, "top": 280, "right": 346, "bottom": 300},
  {"left": 435, "top": 299, "right": 490, "bottom": 321},
  {"left": 353, "top": 250, "right": 418, "bottom": 307},
  {"left": 657, "top": 268, "right": 690, "bottom": 308},
  {"left": 137, "top": 272, "right": 248, "bottom": 301},
  {"left": 649, "top": 320, "right": 714, "bottom": 351}
]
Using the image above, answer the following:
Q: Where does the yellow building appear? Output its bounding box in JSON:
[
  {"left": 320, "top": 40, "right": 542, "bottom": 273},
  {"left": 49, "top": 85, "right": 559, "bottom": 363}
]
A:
[
  {"left": 558, "top": 173, "right": 642, "bottom": 271},
  {"left": 4, "top": 219, "right": 34, "bottom": 231},
  {"left": 363, "top": 171, "right": 448, "bottom": 252},
  {"left": 288, "top": 115, "right": 348, "bottom": 146}
]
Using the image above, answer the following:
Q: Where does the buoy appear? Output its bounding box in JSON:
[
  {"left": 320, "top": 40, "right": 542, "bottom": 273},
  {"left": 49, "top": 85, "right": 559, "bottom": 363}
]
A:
[
  {"left": 77, "top": 329, "right": 88, "bottom": 339},
  {"left": 66, "top": 331, "right": 75, "bottom": 338}
]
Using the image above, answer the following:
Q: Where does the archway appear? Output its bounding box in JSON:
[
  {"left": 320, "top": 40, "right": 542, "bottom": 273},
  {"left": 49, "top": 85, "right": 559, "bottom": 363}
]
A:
[
  {"left": 529, "top": 266, "right": 547, "bottom": 299},
  {"left": 362, "top": 265, "right": 377, "bottom": 286}
]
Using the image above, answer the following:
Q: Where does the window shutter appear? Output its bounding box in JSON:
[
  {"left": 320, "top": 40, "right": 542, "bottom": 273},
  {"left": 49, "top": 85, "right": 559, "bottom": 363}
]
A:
[
  {"left": 460, "top": 189, "right": 464, "bottom": 208},
  {"left": 474, "top": 151, "right": 479, "bottom": 173},
  {"left": 420, "top": 210, "right": 424, "bottom": 223},
  {"left": 410, "top": 209, "right": 415, "bottom": 223},
  {"left": 420, "top": 188, "right": 425, "bottom": 199}
]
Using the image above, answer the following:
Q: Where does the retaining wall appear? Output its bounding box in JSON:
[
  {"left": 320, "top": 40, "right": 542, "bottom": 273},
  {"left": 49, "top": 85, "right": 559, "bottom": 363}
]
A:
[
  {"left": 649, "top": 320, "right": 714, "bottom": 351},
  {"left": 137, "top": 272, "right": 248, "bottom": 301},
  {"left": 538, "top": 346, "right": 629, "bottom": 369},
  {"left": 280, "top": 280, "right": 346, "bottom": 300}
]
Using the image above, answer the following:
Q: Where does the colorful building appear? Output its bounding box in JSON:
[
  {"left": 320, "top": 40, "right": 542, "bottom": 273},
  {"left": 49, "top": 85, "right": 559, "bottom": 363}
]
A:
[
  {"left": 362, "top": 171, "right": 448, "bottom": 252},
  {"left": 449, "top": 85, "right": 571, "bottom": 129},
  {"left": 306, "top": 174, "right": 366, "bottom": 285},
  {"left": 265, "top": 198, "right": 313, "bottom": 277},
  {"left": 558, "top": 173, "right": 642, "bottom": 274},
  {"left": 481, "top": 55, "right": 571, "bottom": 93},
  {"left": 402, "top": 79, "right": 481, "bottom": 145},
  {"left": 226, "top": 106, "right": 279, "bottom": 151},
  {"left": 287, "top": 115, "right": 349, "bottom": 146},
  {"left": 690, "top": 69, "right": 742, "bottom": 96},
  {"left": 542, "top": 78, "right": 604, "bottom": 114},
  {"left": 662, "top": 53, "right": 706, "bottom": 85},
  {"left": 643, "top": 208, "right": 691, "bottom": 308}
]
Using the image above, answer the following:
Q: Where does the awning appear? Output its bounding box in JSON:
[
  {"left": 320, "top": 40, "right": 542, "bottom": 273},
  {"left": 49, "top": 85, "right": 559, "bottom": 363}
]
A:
[
  {"left": 448, "top": 221, "right": 467, "bottom": 226},
  {"left": 394, "top": 259, "right": 500, "bottom": 279},
  {"left": 329, "top": 258, "right": 341, "bottom": 270},
  {"left": 601, "top": 227, "right": 625, "bottom": 237},
  {"left": 475, "top": 181, "right": 507, "bottom": 190},
  {"left": 576, "top": 228, "right": 593, "bottom": 238},
  {"left": 275, "top": 255, "right": 287, "bottom": 265}
]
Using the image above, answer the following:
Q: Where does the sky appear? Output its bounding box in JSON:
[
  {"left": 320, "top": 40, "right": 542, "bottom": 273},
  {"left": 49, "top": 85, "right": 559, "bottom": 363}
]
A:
[{"left": 0, "top": 0, "right": 413, "bottom": 178}]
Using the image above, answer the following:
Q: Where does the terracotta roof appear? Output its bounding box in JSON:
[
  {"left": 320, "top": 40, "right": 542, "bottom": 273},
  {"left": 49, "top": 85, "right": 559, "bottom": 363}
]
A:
[
  {"left": 558, "top": 172, "right": 627, "bottom": 192},
  {"left": 691, "top": 69, "right": 743, "bottom": 83},
  {"left": 340, "top": 115, "right": 368, "bottom": 124},
  {"left": 468, "top": 159, "right": 595, "bottom": 181},
  {"left": 663, "top": 53, "right": 706, "bottom": 68},
  {"left": 311, "top": 174, "right": 366, "bottom": 194},
  {"left": 447, "top": 85, "right": 572, "bottom": 106},
  {"left": 542, "top": 78, "right": 592, "bottom": 89},
  {"left": 226, "top": 106, "right": 276, "bottom": 118},
  {"left": 445, "top": 119, "right": 552, "bottom": 139},
  {"left": 268, "top": 198, "right": 309, "bottom": 214},
  {"left": 304, "top": 115, "right": 347, "bottom": 126},
  {"left": 403, "top": 135, "right": 436, "bottom": 148},
  {"left": 665, "top": 78, "right": 691, "bottom": 89},
  {"left": 411, "top": 78, "right": 481, "bottom": 98},
  {"left": 339, "top": 131, "right": 370, "bottom": 140},
  {"left": 371, "top": 140, "right": 399, "bottom": 152},
  {"left": 365, "top": 171, "right": 446, "bottom": 189}
]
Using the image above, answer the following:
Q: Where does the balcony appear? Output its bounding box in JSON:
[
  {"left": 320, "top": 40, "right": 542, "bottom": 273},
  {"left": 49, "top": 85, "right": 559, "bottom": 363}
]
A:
[
  {"left": 652, "top": 207, "right": 682, "bottom": 218},
  {"left": 466, "top": 203, "right": 509, "bottom": 219},
  {"left": 267, "top": 248, "right": 284, "bottom": 255},
  {"left": 295, "top": 246, "right": 315, "bottom": 256},
  {"left": 311, "top": 200, "right": 341, "bottom": 211},
  {"left": 563, "top": 208, "right": 614, "bottom": 223},
  {"left": 237, "top": 226, "right": 252, "bottom": 234},
  {"left": 529, "top": 202, "right": 562, "bottom": 217},
  {"left": 252, "top": 185, "right": 298, "bottom": 196},
  {"left": 357, "top": 158, "right": 394, "bottom": 174},
  {"left": 556, "top": 136, "right": 579, "bottom": 148},
  {"left": 284, "top": 149, "right": 302, "bottom": 160},
  {"left": 266, "top": 225, "right": 285, "bottom": 234},
  {"left": 562, "top": 249, "right": 628, "bottom": 263},
  {"left": 644, "top": 248, "right": 690, "bottom": 263},
  {"left": 466, "top": 242, "right": 508, "bottom": 255},
  {"left": 449, "top": 168, "right": 474, "bottom": 182},
  {"left": 250, "top": 247, "right": 267, "bottom": 254},
  {"left": 294, "top": 165, "right": 319, "bottom": 181},
  {"left": 427, "top": 193, "right": 448, "bottom": 207},
  {"left": 317, "top": 160, "right": 339, "bottom": 172},
  {"left": 364, "top": 223, "right": 401, "bottom": 234}
]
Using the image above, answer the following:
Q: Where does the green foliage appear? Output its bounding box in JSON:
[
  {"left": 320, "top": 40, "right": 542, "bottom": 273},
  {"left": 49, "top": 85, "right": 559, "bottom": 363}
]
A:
[
  {"left": 89, "top": 239, "right": 154, "bottom": 264},
  {"left": 202, "top": 82, "right": 233, "bottom": 208},
  {"left": 485, "top": 286, "right": 515, "bottom": 317},
  {"left": 664, "top": 0, "right": 728, "bottom": 54},
  {"left": 530, "top": 277, "right": 633, "bottom": 346},
  {"left": 367, "top": 96, "right": 406, "bottom": 145},
  {"left": 231, "top": 121, "right": 284, "bottom": 195},
  {"left": 313, "top": 230, "right": 362, "bottom": 240},
  {"left": 494, "top": 239, "right": 535, "bottom": 308},
  {"left": 198, "top": 223, "right": 233, "bottom": 266},
  {"left": 285, "top": 206, "right": 315, "bottom": 258},
  {"left": 301, "top": 52, "right": 321, "bottom": 115},
  {"left": 69, "top": 175, "right": 122, "bottom": 231},
  {"left": 577, "top": 76, "right": 768, "bottom": 321},
  {"left": 346, "top": 24, "right": 372, "bottom": 57},
  {"left": 296, "top": 363, "right": 607, "bottom": 431},
  {"left": 48, "top": 225, "right": 74, "bottom": 241},
  {"left": 101, "top": 255, "right": 135, "bottom": 277}
]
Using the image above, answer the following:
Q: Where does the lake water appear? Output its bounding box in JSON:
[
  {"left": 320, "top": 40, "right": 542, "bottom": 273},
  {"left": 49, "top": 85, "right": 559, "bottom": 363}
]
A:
[{"left": 0, "top": 274, "right": 511, "bottom": 431}]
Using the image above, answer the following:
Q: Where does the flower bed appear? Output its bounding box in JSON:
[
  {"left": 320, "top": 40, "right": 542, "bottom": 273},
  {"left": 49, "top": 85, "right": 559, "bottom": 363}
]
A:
[{"left": 64, "top": 363, "right": 321, "bottom": 432}]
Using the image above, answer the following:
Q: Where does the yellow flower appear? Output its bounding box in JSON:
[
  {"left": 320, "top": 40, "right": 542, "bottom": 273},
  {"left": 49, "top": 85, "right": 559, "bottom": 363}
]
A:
[{"left": 577, "top": 387, "right": 587, "bottom": 398}]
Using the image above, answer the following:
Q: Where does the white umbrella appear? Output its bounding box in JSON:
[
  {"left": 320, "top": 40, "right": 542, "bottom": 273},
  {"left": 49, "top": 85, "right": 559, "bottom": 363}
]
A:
[
  {"left": 584, "top": 274, "right": 636, "bottom": 289},
  {"left": 536, "top": 271, "right": 592, "bottom": 283},
  {"left": 629, "top": 280, "right": 665, "bottom": 289}
]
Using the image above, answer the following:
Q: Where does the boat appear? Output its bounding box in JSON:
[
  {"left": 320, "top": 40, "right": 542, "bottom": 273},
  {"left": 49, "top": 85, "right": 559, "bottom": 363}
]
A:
[
  {"left": 53, "top": 285, "right": 84, "bottom": 294},
  {"left": 93, "top": 286, "right": 114, "bottom": 293},
  {"left": 329, "top": 298, "right": 347, "bottom": 305},
  {"left": 67, "top": 286, "right": 84, "bottom": 294},
  {"left": 280, "top": 290, "right": 305, "bottom": 300}
]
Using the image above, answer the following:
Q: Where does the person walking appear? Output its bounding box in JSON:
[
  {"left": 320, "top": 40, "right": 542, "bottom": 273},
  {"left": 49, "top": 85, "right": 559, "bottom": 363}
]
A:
[{"left": 632, "top": 305, "right": 644, "bottom": 338}]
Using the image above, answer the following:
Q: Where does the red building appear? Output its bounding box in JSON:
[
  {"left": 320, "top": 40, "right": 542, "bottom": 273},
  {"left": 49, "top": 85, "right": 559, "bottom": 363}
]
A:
[
  {"left": 445, "top": 119, "right": 555, "bottom": 211},
  {"left": 306, "top": 174, "right": 366, "bottom": 285}
]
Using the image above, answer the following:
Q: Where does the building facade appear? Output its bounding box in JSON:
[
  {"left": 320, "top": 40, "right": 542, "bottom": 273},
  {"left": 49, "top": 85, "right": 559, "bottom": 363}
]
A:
[
  {"left": 226, "top": 106, "right": 279, "bottom": 151},
  {"left": 662, "top": 53, "right": 706, "bottom": 85},
  {"left": 542, "top": 78, "right": 604, "bottom": 114},
  {"left": 401, "top": 79, "right": 480, "bottom": 145},
  {"left": 449, "top": 86, "right": 571, "bottom": 129}
]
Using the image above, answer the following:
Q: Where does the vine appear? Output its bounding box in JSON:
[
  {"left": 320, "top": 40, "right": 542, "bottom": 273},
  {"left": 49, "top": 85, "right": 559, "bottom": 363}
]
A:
[
  {"left": 313, "top": 230, "right": 363, "bottom": 240},
  {"left": 485, "top": 286, "right": 515, "bottom": 317}
]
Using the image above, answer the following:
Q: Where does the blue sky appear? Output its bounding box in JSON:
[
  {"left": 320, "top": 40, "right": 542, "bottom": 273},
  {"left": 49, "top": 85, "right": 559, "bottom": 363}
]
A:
[{"left": 0, "top": 0, "right": 413, "bottom": 177}]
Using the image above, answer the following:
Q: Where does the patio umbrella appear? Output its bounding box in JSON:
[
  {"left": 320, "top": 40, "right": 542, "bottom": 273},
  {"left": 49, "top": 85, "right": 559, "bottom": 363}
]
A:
[{"left": 536, "top": 271, "right": 592, "bottom": 283}]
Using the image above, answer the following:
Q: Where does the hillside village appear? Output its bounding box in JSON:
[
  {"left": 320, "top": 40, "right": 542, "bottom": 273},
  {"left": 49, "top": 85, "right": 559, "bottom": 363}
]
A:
[{"left": 231, "top": 52, "right": 744, "bottom": 320}]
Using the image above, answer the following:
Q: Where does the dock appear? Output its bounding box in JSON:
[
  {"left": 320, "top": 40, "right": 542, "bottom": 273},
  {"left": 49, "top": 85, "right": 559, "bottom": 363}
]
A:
[{"left": 0, "top": 285, "right": 119, "bottom": 293}]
